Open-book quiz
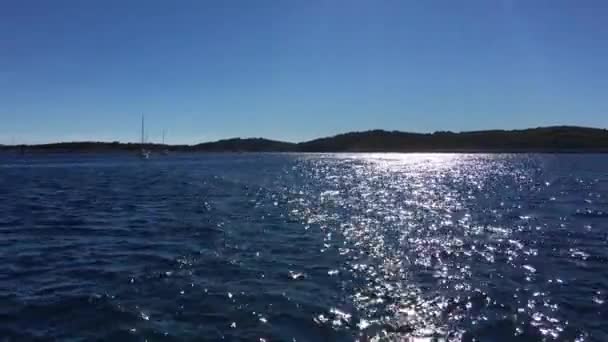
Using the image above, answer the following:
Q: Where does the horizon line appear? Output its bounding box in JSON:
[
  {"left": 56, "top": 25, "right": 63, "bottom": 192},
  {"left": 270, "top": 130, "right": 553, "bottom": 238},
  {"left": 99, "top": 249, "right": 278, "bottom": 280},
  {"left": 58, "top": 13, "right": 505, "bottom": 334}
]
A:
[{"left": 2, "top": 124, "right": 606, "bottom": 147}]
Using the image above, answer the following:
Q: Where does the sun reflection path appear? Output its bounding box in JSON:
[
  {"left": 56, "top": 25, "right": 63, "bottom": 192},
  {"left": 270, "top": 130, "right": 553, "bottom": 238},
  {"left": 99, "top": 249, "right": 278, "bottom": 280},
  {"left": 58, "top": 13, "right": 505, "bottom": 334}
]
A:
[{"left": 290, "top": 153, "right": 563, "bottom": 341}]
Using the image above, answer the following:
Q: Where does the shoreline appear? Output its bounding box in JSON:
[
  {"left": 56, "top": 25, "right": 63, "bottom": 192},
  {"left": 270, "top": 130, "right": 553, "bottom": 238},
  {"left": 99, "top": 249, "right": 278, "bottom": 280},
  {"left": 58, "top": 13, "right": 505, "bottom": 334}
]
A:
[
  {"left": 2, "top": 149, "right": 608, "bottom": 154},
  {"left": 2, "top": 125, "right": 607, "bottom": 154}
]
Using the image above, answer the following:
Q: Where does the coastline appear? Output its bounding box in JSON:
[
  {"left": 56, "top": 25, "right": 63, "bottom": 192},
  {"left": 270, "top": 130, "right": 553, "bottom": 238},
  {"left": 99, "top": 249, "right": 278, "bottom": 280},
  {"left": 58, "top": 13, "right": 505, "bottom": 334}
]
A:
[{"left": 2, "top": 125, "right": 608, "bottom": 154}]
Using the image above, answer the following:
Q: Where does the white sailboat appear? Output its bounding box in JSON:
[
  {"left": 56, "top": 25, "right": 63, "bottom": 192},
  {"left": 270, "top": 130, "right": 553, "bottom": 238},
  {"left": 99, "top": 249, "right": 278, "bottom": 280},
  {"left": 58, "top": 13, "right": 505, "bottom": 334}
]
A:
[
  {"left": 139, "top": 115, "right": 151, "bottom": 159},
  {"left": 161, "top": 129, "right": 169, "bottom": 155}
]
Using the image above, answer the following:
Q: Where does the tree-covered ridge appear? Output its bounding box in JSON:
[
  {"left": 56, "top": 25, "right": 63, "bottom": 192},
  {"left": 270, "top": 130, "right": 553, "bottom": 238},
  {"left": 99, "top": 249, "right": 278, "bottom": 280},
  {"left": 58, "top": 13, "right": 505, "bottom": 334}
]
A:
[{"left": 3, "top": 126, "right": 608, "bottom": 153}]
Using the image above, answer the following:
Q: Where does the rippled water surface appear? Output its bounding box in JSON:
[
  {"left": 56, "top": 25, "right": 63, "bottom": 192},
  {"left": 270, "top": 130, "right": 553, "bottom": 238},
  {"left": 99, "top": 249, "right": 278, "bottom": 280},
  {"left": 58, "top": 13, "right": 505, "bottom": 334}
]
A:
[{"left": 1, "top": 153, "right": 607, "bottom": 341}]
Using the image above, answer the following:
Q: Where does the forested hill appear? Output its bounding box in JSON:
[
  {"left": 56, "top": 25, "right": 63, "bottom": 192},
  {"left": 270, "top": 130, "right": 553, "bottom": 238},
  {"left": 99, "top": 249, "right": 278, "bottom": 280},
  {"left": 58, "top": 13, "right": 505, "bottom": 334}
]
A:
[
  {"left": 297, "top": 126, "right": 608, "bottom": 152},
  {"left": 3, "top": 126, "right": 608, "bottom": 153}
]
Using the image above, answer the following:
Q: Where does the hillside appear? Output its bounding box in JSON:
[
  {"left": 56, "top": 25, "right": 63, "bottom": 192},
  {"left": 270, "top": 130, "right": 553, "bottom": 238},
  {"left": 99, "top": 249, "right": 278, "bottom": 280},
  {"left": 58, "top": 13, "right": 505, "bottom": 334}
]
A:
[
  {"left": 298, "top": 126, "right": 608, "bottom": 152},
  {"left": 2, "top": 126, "right": 608, "bottom": 153},
  {"left": 192, "top": 138, "right": 296, "bottom": 152}
]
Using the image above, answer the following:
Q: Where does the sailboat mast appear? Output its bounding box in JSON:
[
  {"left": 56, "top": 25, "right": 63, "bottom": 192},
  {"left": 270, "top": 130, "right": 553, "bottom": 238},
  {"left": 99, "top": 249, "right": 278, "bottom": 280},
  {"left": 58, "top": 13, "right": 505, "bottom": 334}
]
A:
[
  {"left": 141, "top": 115, "right": 145, "bottom": 146},
  {"left": 162, "top": 129, "right": 165, "bottom": 145},
  {"left": 138, "top": 114, "right": 150, "bottom": 159}
]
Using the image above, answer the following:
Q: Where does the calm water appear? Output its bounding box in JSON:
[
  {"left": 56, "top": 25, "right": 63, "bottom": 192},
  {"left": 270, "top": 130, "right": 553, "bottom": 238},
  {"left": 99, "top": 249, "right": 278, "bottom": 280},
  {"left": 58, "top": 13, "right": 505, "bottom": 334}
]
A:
[{"left": 1, "top": 153, "right": 607, "bottom": 341}]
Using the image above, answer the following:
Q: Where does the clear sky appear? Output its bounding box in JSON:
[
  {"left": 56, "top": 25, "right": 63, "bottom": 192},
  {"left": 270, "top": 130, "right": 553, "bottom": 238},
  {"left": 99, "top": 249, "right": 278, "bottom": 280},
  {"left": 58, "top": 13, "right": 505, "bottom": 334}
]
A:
[{"left": 1, "top": 0, "right": 607, "bottom": 144}]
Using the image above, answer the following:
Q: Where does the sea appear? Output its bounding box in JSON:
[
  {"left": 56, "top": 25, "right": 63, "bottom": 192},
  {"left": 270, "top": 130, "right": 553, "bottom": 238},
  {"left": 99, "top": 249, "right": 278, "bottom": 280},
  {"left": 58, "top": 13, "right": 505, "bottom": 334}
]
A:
[{"left": 0, "top": 153, "right": 607, "bottom": 341}]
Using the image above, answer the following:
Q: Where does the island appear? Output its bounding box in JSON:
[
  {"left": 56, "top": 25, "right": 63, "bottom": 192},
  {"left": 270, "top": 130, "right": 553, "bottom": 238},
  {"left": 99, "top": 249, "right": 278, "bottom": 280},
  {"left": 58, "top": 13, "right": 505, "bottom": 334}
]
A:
[{"left": 2, "top": 126, "right": 608, "bottom": 153}]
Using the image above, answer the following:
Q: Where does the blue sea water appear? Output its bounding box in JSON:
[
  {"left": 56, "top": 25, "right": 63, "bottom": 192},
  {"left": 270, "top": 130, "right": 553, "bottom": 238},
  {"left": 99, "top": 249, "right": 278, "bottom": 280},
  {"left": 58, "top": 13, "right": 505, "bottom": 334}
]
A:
[{"left": 0, "top": 153, "right": 607, "bottom": 341}]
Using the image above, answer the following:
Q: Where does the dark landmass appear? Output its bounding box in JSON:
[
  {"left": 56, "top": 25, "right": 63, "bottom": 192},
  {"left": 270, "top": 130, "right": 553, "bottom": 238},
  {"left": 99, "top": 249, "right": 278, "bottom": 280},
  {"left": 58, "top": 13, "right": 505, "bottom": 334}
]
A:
[
  {"left": 192, "top": 138, "right": 295, "bottom": 152},
  {"left": 2, "top": 126, "right": 608, "bottom": 153},
  {"left": 298, "top": 126, "right": 608, "bottom": 152}
]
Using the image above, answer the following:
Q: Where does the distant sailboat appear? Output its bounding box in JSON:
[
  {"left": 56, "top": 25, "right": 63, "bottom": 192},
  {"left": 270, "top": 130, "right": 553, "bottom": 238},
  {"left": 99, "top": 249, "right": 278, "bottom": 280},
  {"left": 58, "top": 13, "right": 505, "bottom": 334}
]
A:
[
  {"left": 139, "top": 115, "right": 151, "bottom": 159},
  {"left": 161, "top": 129, "right": 169, "bottom": 155}
]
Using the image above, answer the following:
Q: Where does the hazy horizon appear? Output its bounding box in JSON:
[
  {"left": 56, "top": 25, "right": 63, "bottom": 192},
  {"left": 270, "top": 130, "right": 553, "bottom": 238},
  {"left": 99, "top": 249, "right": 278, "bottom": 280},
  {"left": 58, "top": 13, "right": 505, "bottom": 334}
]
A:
[{"left": 2, "top": 1, "right": 607, "bottom": 144}]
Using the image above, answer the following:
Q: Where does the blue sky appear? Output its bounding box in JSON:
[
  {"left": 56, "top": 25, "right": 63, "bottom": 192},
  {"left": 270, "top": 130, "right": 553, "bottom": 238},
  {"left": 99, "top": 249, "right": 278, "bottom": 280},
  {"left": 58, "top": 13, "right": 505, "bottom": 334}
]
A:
[{"left": 1, "top": 0, "right": 607, "bottom": 144}]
